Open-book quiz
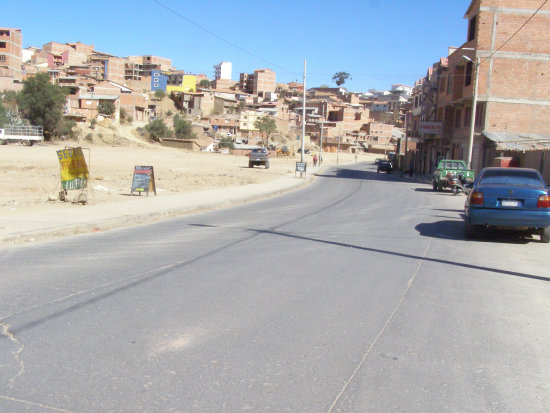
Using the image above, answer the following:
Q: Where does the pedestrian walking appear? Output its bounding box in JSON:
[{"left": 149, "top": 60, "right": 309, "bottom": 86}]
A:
[{"left": 313, "top": 154, "right": 318, "bottom": 167}]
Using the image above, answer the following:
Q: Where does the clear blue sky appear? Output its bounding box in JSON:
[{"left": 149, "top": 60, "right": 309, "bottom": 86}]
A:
[{"left": 4, "top": 0, "right": 470, "bottom": 92}]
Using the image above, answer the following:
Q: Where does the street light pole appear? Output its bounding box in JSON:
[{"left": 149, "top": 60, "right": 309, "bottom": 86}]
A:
[
  {"left": 301, "top": 59, "right": 306, "bottom": 164},
  {"left": 319, "top": 105, "right": 325, "bottom": 166},
  {"left": 465, "top": 56, "right": 479, "bottom": 170}
]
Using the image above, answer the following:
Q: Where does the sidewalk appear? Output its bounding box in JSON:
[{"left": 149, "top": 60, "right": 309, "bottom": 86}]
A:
[{"left": 0, "top": 172, "right": 316, "bottom": 246}]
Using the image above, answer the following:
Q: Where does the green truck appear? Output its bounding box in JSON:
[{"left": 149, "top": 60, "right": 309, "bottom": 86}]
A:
[{"left": 432, "top": 159, "right": 474, "bottom": 191}]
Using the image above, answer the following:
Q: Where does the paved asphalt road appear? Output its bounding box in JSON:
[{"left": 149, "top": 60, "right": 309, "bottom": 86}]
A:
[{"left": 1, "top": 162, "right": 549, "bottom": 412}]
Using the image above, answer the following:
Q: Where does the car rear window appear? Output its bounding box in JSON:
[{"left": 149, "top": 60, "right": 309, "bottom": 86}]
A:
[
  {"left": 442, "top": 161, "right": 465, "bottom": 169},
  {"left": 479, "top": 170, "right": 543, "bottom": 186}
]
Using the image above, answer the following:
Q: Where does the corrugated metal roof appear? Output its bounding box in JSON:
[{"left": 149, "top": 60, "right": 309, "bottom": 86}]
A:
[
  {"left": 483, "top": 131, "right": 550, "bottom": 152},
  {"left": 79, "top": 93, "right": 118, "bottom": 100}
]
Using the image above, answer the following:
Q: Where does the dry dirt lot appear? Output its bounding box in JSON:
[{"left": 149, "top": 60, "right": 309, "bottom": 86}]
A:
[{"left": 0, "top": 132, "right": 372, "bottom": 215}]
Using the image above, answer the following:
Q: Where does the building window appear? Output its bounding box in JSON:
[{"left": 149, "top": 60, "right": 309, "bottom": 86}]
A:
[
  {"left": 464, "top": 106, "right": 471, "bottom": 127},
  {"left": 475, "top": 102, "right": 485, "bottom": 127},
  {"left": 439, "top": 76, "right": 446, "bottom": 93},
  {"left": 468, "top": 16, "right": 477, "bottom": 42},
  {"left": 454, "top": 109, "right": 462, "bottom": 128},
  {"left": 447, "top": 75, "right": 452, "bottom": 95},
  {"left": 465, "top": 61, "right": 473, "bottom": 86},
  {"left": 0, "top": 42, "right": 6, "bottom": 49},
  {"left": 0, "top": 55, "right": 6, "bottom": 62}
]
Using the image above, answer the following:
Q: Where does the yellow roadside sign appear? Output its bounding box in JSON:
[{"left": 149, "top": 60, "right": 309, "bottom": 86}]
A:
[{"left": 56, "top": 147, "right": 89, "bottom": 190}]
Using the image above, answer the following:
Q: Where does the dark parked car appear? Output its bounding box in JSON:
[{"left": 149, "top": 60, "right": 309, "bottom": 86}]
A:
[
  {"left": 464, "top": 167, "right": 550, "bottom": 242},
  {"left": 248, "top": 148, "right": 270, "bottom": 169},
  {"left": 377, "top": 160, "right": 393, "bottom": 173}
]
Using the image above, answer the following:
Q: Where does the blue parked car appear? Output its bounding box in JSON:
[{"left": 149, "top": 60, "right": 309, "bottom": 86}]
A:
[{"left": 464, "top": 167, "right": 550, "bottom": 242}]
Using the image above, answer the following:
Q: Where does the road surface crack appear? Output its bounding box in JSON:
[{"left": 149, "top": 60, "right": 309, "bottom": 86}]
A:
[
  {"left": 326, "top": 237, "right": 433, "bottom": 412},
  {"left": 1, "top": 322, "right": 26, "bottom": 388}
]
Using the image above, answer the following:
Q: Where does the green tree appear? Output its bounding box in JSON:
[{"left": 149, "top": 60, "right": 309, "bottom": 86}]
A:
[
  {"left": 17, "top": 73, "right": 68, "bottom": 138},
  {"left": 173, "top": 114, "right": 196, "bottom": 139},
  {"left": 154, "top": 89, "right": 166, "bottom": 100},
  {"left": 59, "top": 120, "right": 78, "bottom": 139},
  {"left": 254, "top": 115, "right": 277, "bottom": 146},
  {"left": 145, "top": 119, "right": 171, "bottom": 142},
  {"left": 332, "top": 72, "right": 351, "bottom": 87},
  {"left": 218, "top": 136, "right": 234, "bottom": 150},
  {"left": 1, "top": 90, "right": 19, "bottom": 112},
  {"left": 0, "top": 101, "right": 9, "bottom": 128},
  {"left": 98, "top": 100, "right": 116, "bottom": 117},
  {"left": 198, "top": 79, "right": 211, "bottom": 88}
]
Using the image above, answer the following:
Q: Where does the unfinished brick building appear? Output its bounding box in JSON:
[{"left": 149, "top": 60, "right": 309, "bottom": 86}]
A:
[
  {"left": 0, "top": 28, "right": 22, "bottom": 89},
  {"left": 414, "top": 0, "right": 550, "bottom": 178}
]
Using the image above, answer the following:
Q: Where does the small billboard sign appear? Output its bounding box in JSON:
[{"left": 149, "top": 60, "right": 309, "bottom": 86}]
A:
[
  {"left": 56, "top": 147, "right": 89, "bottom": 190},
  {"left": 419, "top": 121, "right": 442, "bottom": 134}
]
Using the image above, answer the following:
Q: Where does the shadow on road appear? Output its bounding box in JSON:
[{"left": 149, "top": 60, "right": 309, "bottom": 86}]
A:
[
  {"left": 415, "top": 219, "right": 536, "bottom": 245},
  {"left": 189, "top": 223, "right": 548, "bottom": 282},
  {"left": 316, "top": 165, "right": 419, "bottom": 184},
  {"left": 4, "top": 219, "right": 547, "bottom": 339}
]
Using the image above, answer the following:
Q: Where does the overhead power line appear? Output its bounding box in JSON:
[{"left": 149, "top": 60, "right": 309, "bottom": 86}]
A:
[
  {"left": 150, "top": 0, "right": 299, "bottom": 75},
  {"left": 420, "top": 0, "right": 549, "bottom": 86},
  {"left": 481, "top": 0, "right": 549, "bottom": 65}
]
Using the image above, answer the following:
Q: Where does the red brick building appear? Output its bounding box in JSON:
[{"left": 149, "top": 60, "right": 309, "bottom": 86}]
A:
[
  {"left": 412, "top": 0, "right": 550, "bottom": 178},
  {"left": 0, "top": 27, "right": 22, "bottom": 88}
]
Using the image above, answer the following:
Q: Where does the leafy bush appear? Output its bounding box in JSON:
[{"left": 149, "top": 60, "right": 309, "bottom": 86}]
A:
[
  {"left": 145, "top": 119, "right": 171, "bottom": 141},
  {"left": 173, "top": 114, "right": 196, "bottom": 139},
  {"left": 218, "top": 137, "right": 234, "bottom": 150},
  {"left": 198, "top": 79, "right": 211, "bottom": 88},
  {"left": 59, "top": 120, "right": 78, "bottom": 140},
  {"left": 154, "top": 89, "right": 165, "bottom": 100},
  {"left": 98, "top": 101, "right": 116, "bottom": 117}
]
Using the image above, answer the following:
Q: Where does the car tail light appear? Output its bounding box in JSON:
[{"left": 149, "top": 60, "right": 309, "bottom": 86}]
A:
[
  {"left": 470, "top": 191, "right": 484, "bottom": 206},
  {"left": 537, "top": 195, "right": 550, "bottom": 208}
]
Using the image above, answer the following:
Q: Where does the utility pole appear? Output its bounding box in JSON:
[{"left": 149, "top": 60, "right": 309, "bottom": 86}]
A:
[
  {"left": 301, "top": 59, "right": 306, "bottom": 165},
  {"left": 337, "top": 126, "right": 341, "bottom": 167},
  {"left": 319, "top": 104, "right": 325, "bottom": 166},
  {"left": 464, "top": 55, "right": 479, "bottom": 170}
]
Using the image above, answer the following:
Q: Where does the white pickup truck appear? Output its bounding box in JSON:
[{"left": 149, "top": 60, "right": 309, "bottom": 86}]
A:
[{"left": 0, "top": 125, "right": 44, "bottom": 146}]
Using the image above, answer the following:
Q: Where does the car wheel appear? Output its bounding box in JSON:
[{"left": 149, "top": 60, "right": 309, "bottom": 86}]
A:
[
  {"left": 541, "top": 227, "right": 550, "bottom": 243},
  {"left": 0, "top": 139, "right": 6, "bottom": 145},
  {"left": 437, "top": 181, "right": 443, "bottom": 192},
  {"left": 452, "top": 186, "right": 458, "bottom": 195},
  {"left": 377, "top": 168, "right": 380, "bottom": 173},
  {"left": 464, "top": 220, "right": 476, "bottom": 239},
  {"left": 432, "top": 180, "right": 437, "bottom": 191},
  {"left": 248, "top": 162, "right": 253, "bottom": 168},
  {"left": 265, "top": 161, "right": 270, "bottom": 169}
]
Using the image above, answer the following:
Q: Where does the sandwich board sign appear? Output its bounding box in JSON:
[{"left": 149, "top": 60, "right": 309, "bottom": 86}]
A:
[
  {"left": 131, "top": 165, "right": 156, "bottom": 196},
  {"left": 295, "top": 161, "right": 307, "bottom": 177}
]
